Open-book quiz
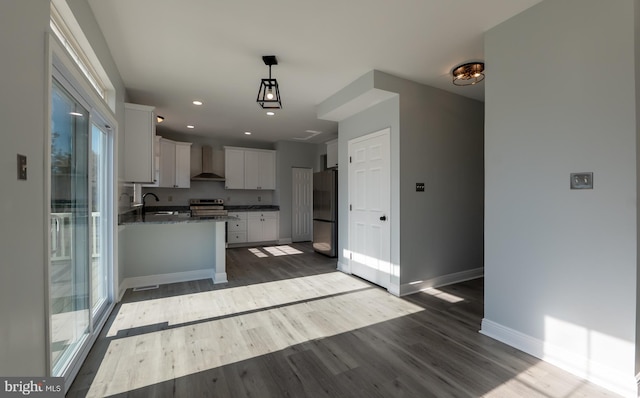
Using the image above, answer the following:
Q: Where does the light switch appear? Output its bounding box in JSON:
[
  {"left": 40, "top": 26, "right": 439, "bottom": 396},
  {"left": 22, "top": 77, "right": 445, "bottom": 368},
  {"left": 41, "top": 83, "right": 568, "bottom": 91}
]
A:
[
  {"left": 17, "top": 154, "right": 27, "bottom": 180},
  {"left": 416, "top": 182, "right": 425, "bottom": 192},
  {"left": 570, "top": 172, "right": 593, "bottom": 189}
]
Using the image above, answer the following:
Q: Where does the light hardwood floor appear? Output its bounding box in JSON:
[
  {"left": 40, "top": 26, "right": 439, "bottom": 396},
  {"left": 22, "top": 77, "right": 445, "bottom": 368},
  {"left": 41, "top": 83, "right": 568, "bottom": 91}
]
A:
[{"left": 67, "top": 242, "right": 618, "bottom": 397}]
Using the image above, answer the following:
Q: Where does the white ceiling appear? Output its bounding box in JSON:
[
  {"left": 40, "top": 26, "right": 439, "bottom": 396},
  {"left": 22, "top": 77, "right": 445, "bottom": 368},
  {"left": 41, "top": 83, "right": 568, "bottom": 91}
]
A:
[{"left": 88, "top": 0, "right": 542, "bottom": 144}]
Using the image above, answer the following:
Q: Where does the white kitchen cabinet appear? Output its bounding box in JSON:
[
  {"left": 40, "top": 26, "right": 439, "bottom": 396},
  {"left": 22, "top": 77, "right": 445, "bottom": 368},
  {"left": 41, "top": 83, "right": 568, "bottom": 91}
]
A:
[
  {"left": 326, "top": 139, "right": 338, "bottom": 169},
  {"left": 256, "top": 150, "right": 276, "bottom": 190},
  {"left": 158, "top": 138, "right": 192, "bottom": 188},
  {"left": 124, "top": 103, "right": 156, "bottom": 183},
  {"left": 224, "top": 148, "right": 245, "bottom": 189},
  {"left": 224, "top": 146, "right": 276, "bottom": 190},
  {"left": 174, "top": 142, "right": 192, "bottom": 188},
  {"left": 227, "top": 212, "right": 247, "bottom": 244},
  {"left": 247, "top": 211, "right": 279, "bottom": 242}
]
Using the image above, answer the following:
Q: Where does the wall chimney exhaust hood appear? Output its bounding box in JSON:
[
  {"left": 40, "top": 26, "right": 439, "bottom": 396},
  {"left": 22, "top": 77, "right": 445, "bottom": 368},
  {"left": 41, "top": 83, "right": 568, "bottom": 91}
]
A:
[{"left": 191, "top": 145, "right": 225, "bottom": 181}]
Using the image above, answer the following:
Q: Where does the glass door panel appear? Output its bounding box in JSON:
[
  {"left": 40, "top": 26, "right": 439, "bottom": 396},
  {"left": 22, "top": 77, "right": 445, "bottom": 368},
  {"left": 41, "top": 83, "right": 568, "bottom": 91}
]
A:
[
  {"left": 90, "top": 123, "right": 109, "bottom": 318},
  {"left": 50, "top": 79, "right": 90, "bottom": 375}
]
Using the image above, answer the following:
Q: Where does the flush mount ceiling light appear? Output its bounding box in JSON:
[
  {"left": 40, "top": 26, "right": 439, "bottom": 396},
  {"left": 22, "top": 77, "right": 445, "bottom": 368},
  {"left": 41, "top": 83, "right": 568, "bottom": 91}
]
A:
[
  {"left": 257, "top": 55, "right": 282, "bottom": 109},
  {"left": 452, "top": 62, "right": 485, "bottom": 86}
]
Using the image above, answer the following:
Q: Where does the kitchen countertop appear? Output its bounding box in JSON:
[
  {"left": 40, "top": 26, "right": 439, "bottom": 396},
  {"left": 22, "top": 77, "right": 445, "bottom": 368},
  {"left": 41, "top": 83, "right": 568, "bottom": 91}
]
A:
[
  {"left": 120, "top": 213, "right": 238, "bottom": 225},
  {"left": 225, "top": 205, "right": 280, "bottom": 211},
  {"left": 118, "top": 204, "right": 279, "bottom": 225}
]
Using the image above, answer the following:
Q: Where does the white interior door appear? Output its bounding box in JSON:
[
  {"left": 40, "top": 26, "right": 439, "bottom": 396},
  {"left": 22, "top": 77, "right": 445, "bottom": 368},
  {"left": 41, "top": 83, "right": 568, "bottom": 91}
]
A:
[
  {"left": 348, "top": 129, "right": 390, "bottom": 288},
  {"left": 292, "top": 167, "right": 313, "bottom": 242}
]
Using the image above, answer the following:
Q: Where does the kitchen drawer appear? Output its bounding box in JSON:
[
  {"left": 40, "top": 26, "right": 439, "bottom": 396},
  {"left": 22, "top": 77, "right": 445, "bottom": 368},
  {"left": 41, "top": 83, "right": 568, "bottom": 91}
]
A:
[
  {"left": 227, "top": 211, "right": 247, "bottom": 220},
  {"left": 247, "top": 212, "right": 278, "bottom": 219},
  {"left": 227, "top": 231, "right": 247, "bottom": 244},
  {"left": 227, "top": 219, "right": 247, "bottom": 232}
]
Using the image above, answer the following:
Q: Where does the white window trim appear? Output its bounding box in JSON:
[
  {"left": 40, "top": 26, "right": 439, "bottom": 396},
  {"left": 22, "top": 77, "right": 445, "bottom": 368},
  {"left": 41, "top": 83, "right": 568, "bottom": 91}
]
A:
[{"left": 50, "top": 0, "right": 116, "bottom": 112}]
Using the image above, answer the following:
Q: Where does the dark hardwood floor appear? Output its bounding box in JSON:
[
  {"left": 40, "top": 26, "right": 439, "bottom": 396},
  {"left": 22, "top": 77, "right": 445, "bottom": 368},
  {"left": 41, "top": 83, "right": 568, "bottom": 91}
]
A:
[{"left": 67, "top": 242, "right": 617, "bottom": 397}]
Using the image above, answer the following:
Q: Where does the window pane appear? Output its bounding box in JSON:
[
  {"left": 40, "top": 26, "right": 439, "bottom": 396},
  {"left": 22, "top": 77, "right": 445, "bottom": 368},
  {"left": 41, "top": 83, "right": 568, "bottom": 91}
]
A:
[
  {"left": 91, "top": 123, "right": 109, "bottom": 316},
  {"left": 50, "top": 79, "right": 90, "bottom": 375}
]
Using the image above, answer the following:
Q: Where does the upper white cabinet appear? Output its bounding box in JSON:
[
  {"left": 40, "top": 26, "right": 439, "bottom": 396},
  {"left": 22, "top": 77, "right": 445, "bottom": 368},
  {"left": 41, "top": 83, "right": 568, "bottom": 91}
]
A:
[
  {"left": 124, "top": 103, "right": 156, "bottom": 183},
  {"left": 224, "top": 148, "right": 245, "bottom": 189},
  {"left": 245, "top": 150, "right": 276, "bottom": 190},
  {"left": 326, "top": 139, "right": 338, "bottom": 169},
  {"left": 224, "top": 147, "right": 276, "bottom": 190},
  {"left": 174, "top": 142, "right": 192, "bottom": 188},
  {"left": 158, "top": 138, "right": 192, "bottom": 188}
]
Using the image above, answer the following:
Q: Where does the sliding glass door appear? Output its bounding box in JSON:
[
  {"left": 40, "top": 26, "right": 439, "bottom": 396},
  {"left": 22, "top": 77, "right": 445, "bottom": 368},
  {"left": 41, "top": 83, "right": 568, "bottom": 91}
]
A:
[{"left": 50, "top": 77, "right": 113, "bottom": 378}]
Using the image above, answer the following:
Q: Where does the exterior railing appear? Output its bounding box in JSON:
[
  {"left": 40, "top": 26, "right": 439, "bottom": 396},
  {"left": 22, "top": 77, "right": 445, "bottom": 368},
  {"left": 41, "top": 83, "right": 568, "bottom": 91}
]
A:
[{"left": 50, "top": 212, "right": 101, "bottom": 261}]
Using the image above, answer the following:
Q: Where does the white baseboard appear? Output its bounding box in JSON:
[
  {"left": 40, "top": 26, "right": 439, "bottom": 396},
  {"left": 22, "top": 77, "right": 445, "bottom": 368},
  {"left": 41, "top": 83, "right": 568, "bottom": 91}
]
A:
[
  {"left": 337, "top": 260, "right": 350, "bottom": 273},
  {"left": 213, "top": 271, "right": 228, "bottom": 284},
  {"left": 399, "top": 267, "right": 484, "bottom": 296},
  {"left": 480, "top": 319, "right": 637, "bottom": 397},
  {"left": 120, "top": 269, "right": 214, "bottom": 294}
]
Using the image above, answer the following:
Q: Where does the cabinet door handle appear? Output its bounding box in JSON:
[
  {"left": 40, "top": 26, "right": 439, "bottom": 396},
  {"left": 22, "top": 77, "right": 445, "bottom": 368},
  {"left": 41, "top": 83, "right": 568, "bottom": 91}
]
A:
[{"left": 380, "top": 215, "right": 387, "bottom": 221}]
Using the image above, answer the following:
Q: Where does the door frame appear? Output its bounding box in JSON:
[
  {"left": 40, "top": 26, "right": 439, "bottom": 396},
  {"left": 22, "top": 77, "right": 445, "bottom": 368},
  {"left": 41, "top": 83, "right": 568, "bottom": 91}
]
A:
[{"left": 347, "top": 128, "right": 391, "bottom": 290}]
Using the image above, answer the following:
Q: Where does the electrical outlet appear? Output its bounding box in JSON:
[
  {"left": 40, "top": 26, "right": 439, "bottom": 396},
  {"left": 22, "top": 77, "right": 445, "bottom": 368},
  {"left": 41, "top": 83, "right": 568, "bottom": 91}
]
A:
[
  {"left": 570, "top": 172, "right": 593, "bottom": 189},
  {"left": 258, "top": 196, "right": 261, "bottom": 202},
  {"left": 168, "top": 195, "right": 173, "bottom": 202},
  {"left": 416, "top": 182, "right": 425, "bottom": 192}
]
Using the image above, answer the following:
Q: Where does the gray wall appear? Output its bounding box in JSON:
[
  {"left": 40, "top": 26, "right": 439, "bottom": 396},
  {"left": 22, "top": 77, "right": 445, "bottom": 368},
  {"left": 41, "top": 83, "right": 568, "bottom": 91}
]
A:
[
  {"left": 274, "top": 141, "right": 321, "bottom": 242},
  {"left": 327, "top": 70, "right": 483, "bottom": 294},
  {"left": 0, "top": 0, "right": 50, "bottom": 377},
  {"left": 0, "top": 0, "right": 125, "bottom": 376},
  {"left": 376, "top": 72, "right": 484, "bottom": 286},
  {"left": 483, "top": 0, "right": 636, "bottom": 394},
  {"left": 636, "top": 0, "right": 640, "bottom": 378}
]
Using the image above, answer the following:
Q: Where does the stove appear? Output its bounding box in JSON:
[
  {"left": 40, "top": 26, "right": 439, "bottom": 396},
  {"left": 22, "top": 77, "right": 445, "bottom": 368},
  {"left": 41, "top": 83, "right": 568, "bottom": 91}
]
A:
[{"left": 189, "top": 198, "right": 228, "bottom": 217}]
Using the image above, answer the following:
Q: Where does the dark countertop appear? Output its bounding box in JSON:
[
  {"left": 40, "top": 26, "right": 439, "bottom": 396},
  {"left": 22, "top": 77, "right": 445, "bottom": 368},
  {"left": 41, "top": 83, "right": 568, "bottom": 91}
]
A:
[
  {"left": 120, "top": 213, "right": 238, "bottom": 225},
  {"left": 118, "top": 204, "right": 278, "bottom": 225},
  {"left": 224, "top": 205, "right": 279, "bottom": 211}
]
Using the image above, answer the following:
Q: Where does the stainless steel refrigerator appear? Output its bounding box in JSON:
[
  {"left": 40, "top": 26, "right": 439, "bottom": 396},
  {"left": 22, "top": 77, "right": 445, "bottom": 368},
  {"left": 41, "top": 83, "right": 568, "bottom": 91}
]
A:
[{"left": 313, "top": 169, "right": 337, "bottom": 257}]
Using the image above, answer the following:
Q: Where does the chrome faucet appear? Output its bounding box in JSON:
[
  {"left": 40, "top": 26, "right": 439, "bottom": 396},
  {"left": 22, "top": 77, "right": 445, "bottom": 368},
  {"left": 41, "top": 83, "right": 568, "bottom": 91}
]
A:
[{"left": 142, "top": 192, "right": 159, "bottom": 219}]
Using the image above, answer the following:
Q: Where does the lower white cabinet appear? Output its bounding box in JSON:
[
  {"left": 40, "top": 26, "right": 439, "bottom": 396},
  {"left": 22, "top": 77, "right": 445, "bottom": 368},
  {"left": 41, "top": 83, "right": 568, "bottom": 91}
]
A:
[
  {"left": 247, "top": 212, "right": 279, "bottom": 242},
  {"left": 227, "top": 212, "right": 247, "bottom": 244},
  {"left": 228, "top": 211, "right": 279, "bottom": 245}
]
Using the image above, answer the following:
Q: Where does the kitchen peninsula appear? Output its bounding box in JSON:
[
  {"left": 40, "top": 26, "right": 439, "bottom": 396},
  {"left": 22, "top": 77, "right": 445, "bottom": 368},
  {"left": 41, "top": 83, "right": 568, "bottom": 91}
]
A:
[{"left": 119, "top": 213, "right": 237, "bottom": 294}]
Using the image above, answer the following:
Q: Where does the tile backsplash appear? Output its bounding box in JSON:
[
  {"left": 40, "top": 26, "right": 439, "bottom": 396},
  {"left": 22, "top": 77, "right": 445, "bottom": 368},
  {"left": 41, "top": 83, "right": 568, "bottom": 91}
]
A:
[
  {"left": 118, "top": 183, "right": 135, "bottom": 213},
  {"left": 140, "top": 181, "right": 274, "bottom": 207}
]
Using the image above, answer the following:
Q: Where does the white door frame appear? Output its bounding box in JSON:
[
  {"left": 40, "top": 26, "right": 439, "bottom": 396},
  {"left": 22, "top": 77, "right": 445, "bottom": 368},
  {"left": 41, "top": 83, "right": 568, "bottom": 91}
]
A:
[{"left": 347, "top": 128, "right": 391, "bottom": 290}]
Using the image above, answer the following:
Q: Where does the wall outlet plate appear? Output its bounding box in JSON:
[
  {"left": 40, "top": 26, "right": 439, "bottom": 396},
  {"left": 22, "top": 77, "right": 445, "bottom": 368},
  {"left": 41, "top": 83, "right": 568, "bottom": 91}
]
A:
[{"left": 570, "top": 172, "right": 593, "bottom": 189}]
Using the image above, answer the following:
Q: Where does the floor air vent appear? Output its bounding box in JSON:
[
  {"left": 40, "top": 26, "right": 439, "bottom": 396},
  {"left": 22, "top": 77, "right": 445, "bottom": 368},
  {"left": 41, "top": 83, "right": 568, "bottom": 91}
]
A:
[{"left": 132, "top": 284, "right": 159, "bottom": 291}]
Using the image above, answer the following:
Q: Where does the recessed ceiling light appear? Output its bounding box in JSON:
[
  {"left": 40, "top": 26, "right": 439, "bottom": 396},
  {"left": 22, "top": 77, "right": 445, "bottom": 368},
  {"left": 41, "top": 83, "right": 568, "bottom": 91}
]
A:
[
  {"left": 192, "top": 100, "right": 203, "bottom": 106},
  {"left": 244, "top": 131, "right": 252, "bottom": 135},
  {"left": 187, "top": 125, "right": 195, "bottom": 129},
  {"left": 266, "top": 111, "right": 275, "bottom": 116}
]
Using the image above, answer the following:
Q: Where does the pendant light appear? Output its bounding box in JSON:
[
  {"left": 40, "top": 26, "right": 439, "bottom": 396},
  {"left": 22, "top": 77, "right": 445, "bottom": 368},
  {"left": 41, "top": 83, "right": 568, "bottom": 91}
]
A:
[{"left": 257, "top": 55, "right": 282, "bottom": 109}]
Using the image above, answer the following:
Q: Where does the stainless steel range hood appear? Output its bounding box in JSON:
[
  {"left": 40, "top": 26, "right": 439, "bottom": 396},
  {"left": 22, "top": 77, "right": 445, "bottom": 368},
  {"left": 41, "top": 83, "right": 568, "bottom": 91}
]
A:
[{"left": 191, "top": 145, "right": 225, "bottom": 181}]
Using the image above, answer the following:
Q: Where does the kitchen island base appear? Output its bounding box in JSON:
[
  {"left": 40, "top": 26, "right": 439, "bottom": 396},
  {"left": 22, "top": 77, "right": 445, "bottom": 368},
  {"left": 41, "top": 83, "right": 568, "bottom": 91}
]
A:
[{"left": 120, "top": 219, "right": 228, "bottom": 293}]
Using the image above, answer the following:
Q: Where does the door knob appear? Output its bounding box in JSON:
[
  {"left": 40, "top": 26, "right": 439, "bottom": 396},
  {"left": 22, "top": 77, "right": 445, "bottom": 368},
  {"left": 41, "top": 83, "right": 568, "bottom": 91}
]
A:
[{"left": 380, "top": 215, "right": 387, "bottom": 221}]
